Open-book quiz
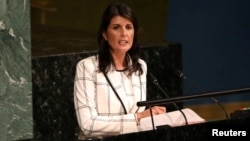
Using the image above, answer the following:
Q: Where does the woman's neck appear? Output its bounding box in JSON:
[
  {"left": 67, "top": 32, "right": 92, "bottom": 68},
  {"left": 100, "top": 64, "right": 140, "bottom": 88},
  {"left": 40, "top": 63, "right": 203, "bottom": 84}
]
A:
[{"left": 111, "top": 52, "right": 127, "bottom": 70}]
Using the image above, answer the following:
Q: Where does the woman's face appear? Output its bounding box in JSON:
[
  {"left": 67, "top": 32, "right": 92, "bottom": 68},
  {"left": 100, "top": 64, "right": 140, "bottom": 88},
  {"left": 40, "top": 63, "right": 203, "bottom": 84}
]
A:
[{"left": 103, "top": 16, "right": 134, "bottom": 54}]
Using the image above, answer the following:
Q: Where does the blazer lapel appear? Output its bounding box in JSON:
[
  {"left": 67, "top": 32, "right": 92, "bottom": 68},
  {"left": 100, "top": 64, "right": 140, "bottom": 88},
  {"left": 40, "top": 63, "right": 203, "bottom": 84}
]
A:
[{"left": 106, "top": 71, "right": 129, "bottom": 114}]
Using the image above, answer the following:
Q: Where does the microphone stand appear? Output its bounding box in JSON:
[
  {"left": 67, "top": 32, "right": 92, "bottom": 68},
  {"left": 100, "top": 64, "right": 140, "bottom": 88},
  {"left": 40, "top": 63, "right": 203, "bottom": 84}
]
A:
[
  {"left": 181, "top": 74, "right": 229, "bottom": 119},
  {"left": 149, "top": 73, "right": 188, "bottom": 126},
  {"left": 175, "top": 69, "right": 229, "bottom": 119},
  {"left": 148, "top": 105, "right": 156, "bottom": 130}
]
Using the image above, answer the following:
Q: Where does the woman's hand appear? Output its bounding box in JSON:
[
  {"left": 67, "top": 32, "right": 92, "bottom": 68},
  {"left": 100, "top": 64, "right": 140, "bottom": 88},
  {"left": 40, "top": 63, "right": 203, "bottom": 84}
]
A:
[{"left": 136, "top": 106, "right": 166, "bottom": 122}]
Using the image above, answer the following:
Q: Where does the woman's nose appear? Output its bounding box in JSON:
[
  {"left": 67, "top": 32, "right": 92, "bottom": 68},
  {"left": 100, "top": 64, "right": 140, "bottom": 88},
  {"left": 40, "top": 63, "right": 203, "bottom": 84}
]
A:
[{"left": 121, "top": 28, "right": 127, "bottom": 36}]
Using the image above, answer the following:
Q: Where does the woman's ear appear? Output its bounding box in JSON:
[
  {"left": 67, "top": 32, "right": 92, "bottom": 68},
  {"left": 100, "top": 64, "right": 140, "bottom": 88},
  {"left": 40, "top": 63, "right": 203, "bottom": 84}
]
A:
[{"left": 102, "top": 32, "right": 107, "bottom": 40}]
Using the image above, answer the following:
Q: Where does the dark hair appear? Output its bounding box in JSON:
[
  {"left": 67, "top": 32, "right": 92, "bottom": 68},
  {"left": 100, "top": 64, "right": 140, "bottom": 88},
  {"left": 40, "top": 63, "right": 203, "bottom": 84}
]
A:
[{"left": 97, "top": 2, "right": 143, "bottom": 76}]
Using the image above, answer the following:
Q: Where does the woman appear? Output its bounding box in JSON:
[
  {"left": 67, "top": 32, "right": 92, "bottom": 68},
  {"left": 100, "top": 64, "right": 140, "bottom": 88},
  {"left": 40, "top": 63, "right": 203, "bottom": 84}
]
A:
[{"left": 74, "top": 2, "right": 166, "bottom": 139}]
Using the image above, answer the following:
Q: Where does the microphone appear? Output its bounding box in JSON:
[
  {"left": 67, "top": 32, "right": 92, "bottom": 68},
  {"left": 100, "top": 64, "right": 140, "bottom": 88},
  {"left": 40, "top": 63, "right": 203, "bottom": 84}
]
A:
[
  {"left": 149, "top": 72, "right": 188, "bottom": 126},
  {"left": 175, "top": 69, "right": 229, "bottom": 119}
]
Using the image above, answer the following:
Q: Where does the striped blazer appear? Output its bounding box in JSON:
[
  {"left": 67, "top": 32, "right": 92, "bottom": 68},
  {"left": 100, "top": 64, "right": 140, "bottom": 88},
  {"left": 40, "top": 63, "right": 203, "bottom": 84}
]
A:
[{"left": 74, "top": 55, "right": 147, "bottom": 139}]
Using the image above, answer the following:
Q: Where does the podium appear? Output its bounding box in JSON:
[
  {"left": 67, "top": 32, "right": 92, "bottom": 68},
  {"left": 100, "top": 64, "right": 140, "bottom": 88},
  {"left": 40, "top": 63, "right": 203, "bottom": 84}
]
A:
[
  {"left": 81, "top": 116, "right": 250, "bottom": 141},
  {"left": 78, "top": 87, "right": 250, "bottom": 141}
]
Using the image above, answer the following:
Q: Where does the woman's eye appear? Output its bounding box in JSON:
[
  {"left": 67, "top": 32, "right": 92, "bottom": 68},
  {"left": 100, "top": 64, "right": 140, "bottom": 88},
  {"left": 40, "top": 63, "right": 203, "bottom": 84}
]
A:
[
  {"left": 126, "top": 25, "right": 133, "bottom": 30},
  {"left": 112, "top": 26, "right": 119, "bottom": 30}
]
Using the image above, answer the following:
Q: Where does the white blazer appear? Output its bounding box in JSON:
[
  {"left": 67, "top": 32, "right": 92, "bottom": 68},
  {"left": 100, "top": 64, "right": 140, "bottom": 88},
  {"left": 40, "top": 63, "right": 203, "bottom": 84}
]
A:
[{"left": 74, "top": 55, "right": 147, "bottom": 139}]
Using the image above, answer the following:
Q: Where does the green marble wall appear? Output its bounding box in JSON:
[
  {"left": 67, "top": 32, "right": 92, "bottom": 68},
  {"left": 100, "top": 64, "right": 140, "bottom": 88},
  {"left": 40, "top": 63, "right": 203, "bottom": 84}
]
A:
[{"left": 0, "top": 0, "right": 32, "bottom": 140}]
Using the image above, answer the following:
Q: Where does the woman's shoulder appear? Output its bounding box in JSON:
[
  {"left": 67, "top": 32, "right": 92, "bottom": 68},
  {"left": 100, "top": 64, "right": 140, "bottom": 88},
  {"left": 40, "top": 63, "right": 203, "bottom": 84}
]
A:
[
  {"left": 138, "top": 58, "right": 147, "bottom": 73},
  {"left": 76, "top": 55, "right": 98, "bottom": 67},
  {"left": 138, "top": 58, "right": 147, "bottom": 66},
  {"left": 78, "top": 55, "right": 97, "bottom": 63}
]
